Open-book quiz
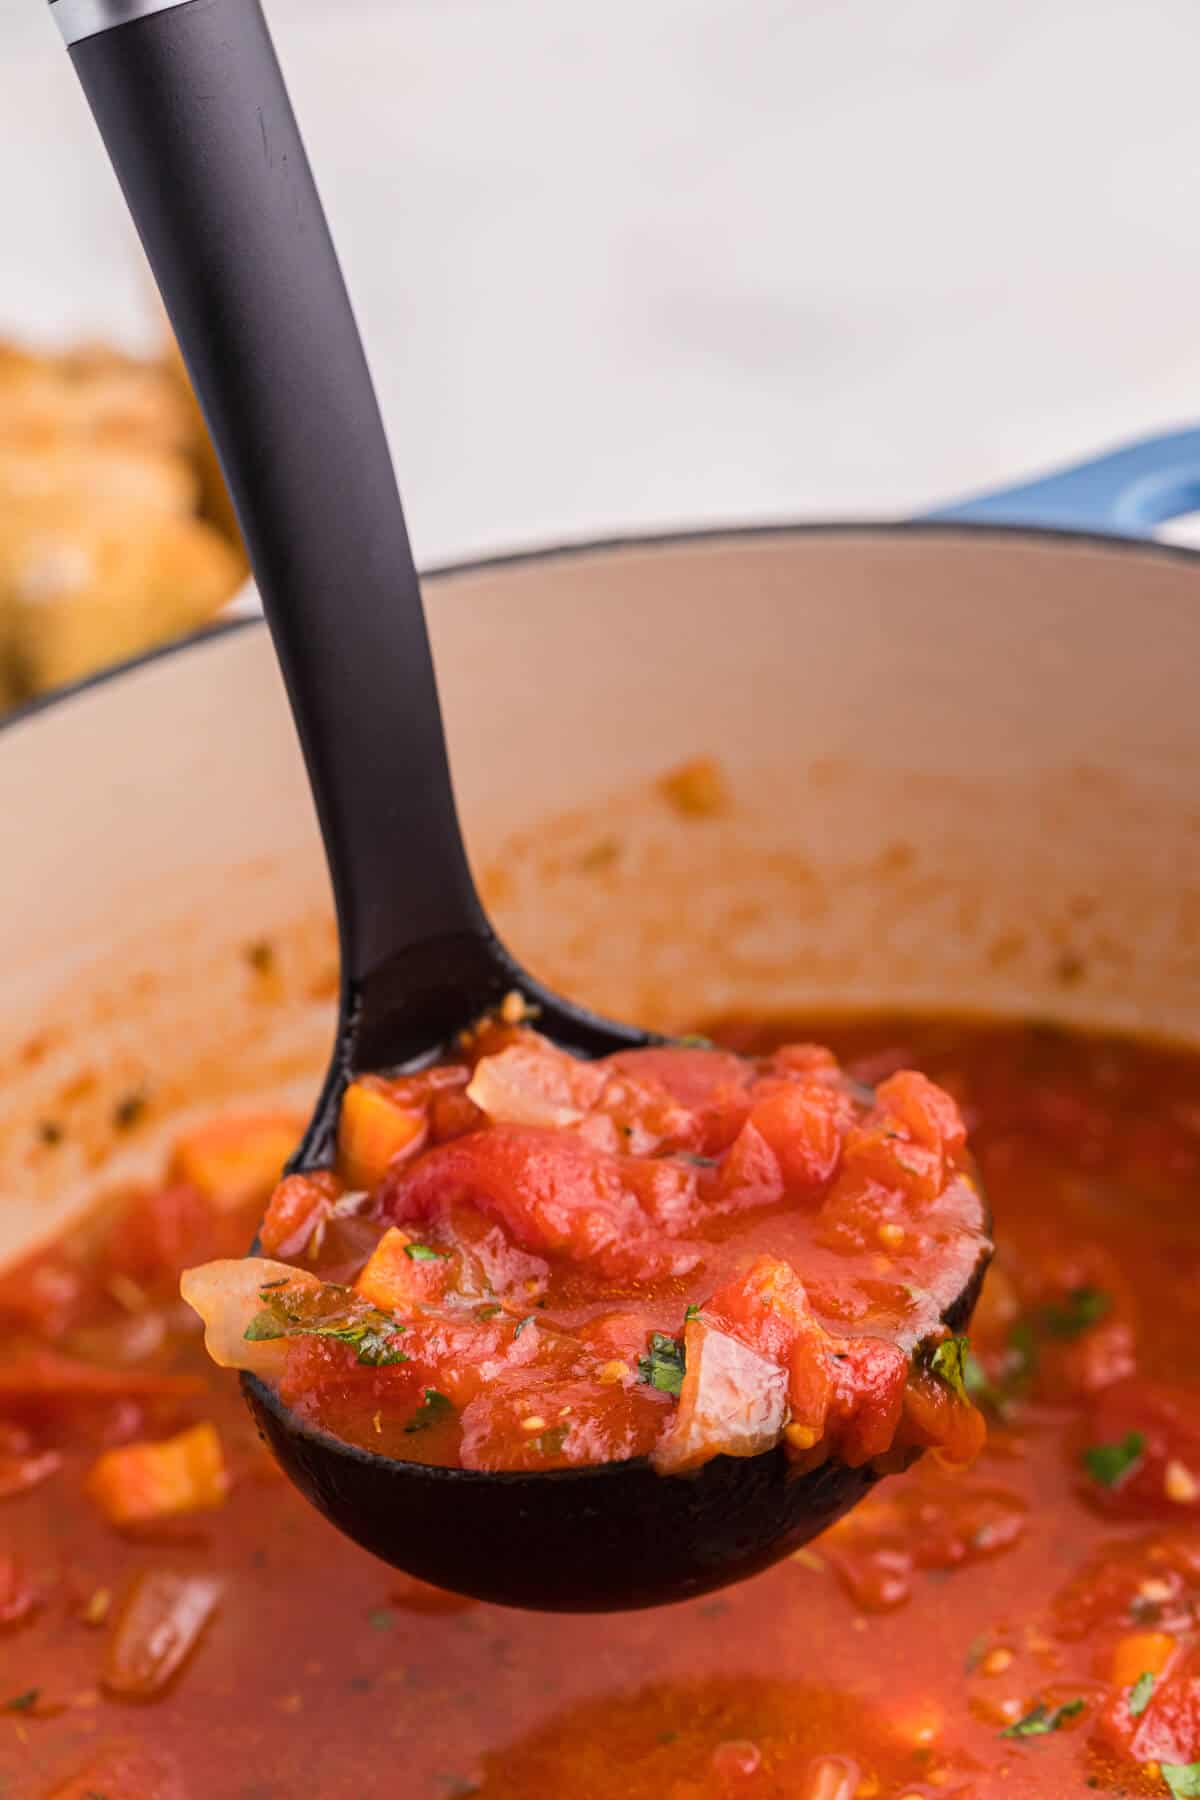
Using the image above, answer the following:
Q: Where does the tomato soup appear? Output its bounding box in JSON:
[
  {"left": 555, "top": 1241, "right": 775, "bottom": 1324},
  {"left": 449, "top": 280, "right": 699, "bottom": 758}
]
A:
[
  {"left": 1, "top": 1015, "right": 1199, "bottom": 1798},
  {"left": 183, "top": 1020, "right": 987, "bottom": 1479}
]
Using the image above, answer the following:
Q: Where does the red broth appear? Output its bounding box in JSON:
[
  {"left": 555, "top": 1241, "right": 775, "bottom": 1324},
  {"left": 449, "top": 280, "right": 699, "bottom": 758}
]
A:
[{"left": 1, "top": 1016, "right": 1199, "bottom": 1799}]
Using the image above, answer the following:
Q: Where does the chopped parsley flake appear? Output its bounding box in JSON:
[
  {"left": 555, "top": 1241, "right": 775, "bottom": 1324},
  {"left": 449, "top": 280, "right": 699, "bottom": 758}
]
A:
[
  {"left": 1128, "top": 1671, "right": 1155, "bottom": 1717},
  {"left": 924, "top": 1334, "right": 970, "bottom": 1402},
  {"left": 1039, "top": 1286, "right": 1112, "bottom": 1338},
  {"left": 638, "top": 1332, "right": 686, "bottom": 1398},
  {"left": 3, "top": 1690, "right": 39, "bottom": 1713},
  {"left": 1083, "top": 1430, "right": 1145, "bottom": 1489},
  {"left": 1000, "top": 1698, "right": 1084, "bottom": 1738},
  {"left": 672, "top": 1034, "right": 714, "bottom": 1050},
  {"left": 405, "top": 1243, "right": 447, "bottom": 1262},
  {"left": 244, "top": 1285, "right": 407, "bottom": 1367},
  {"left": 684, "top": 1304, "right": 701, "bottom": 1323},
  {"left": 367, "top": 1608, "right": 394, "bottom": 1633},
  {"left": 404, "top": 1389, "right": 455, "bottom": 1434},
  {"left": 512, "top": 1315, "right": 537, "bottom": 1338}
]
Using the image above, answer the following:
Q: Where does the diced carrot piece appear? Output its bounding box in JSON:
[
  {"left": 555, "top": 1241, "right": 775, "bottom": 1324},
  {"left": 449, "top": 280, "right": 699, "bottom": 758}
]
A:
[
  {"left": 355, "top": 1226, "right": 422, "bottom": 1312},
  {"left": 1111, "top": 1630, "right": 1177, "bottom": 1687},
  {"left": 169, "top": 1111, "right": 303, "bottom": 1209},
  {"left": 260, "top": 1169, "right": 342, "bottom": 1257},
  {"left": 337, "top": 1079, "right": 426, "bottom": 1191},
  {"left": 85, "top": 1422, "right": 228, "bottom": 1527}
]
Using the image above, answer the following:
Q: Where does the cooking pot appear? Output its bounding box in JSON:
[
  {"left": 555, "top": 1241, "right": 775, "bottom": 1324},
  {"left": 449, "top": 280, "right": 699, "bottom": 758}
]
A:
[{"left": 3, "top": 426, "right": 1200, "bottom": 1274}]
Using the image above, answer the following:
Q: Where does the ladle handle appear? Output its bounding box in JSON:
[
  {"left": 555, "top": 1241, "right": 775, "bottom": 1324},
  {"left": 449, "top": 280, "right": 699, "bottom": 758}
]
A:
[{"left": 60, "top": 0, "right": 489, "bottom": 985}]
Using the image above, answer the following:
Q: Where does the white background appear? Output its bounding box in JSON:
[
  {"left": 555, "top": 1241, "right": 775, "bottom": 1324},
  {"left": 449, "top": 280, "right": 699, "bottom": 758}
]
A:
[{"left": 2, "top": 0, "right": 1198, "bottom": 563}]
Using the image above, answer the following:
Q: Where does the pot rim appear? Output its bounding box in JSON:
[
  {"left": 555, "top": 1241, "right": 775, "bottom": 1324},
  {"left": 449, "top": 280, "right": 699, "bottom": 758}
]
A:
[{"left": 3, "top": 513, "right": 1196, "bottom": 742}]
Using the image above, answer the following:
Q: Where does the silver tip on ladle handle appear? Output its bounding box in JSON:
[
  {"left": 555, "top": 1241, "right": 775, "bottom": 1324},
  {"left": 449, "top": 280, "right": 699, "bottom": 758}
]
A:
[{"left": 51, "top": 0, "right": 198, "bottom": 48}]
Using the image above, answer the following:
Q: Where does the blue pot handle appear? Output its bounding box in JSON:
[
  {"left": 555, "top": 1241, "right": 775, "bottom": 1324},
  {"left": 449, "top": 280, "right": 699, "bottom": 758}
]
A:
[{"left": 925, "top": 427, "right": 1200, "bottom": 537}]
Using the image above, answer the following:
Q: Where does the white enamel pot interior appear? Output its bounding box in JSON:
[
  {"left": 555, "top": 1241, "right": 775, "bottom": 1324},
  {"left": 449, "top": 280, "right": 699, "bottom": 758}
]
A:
[{"left": 3, "top": 523, "right": 1199, "bottom": 1268}]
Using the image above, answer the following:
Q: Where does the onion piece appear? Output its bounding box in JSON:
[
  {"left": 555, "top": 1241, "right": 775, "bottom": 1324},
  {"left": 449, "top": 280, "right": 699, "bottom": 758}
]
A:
[
  {"left": 653, "top": 1319, "right": 788, "bottom": 1475},
  {"left": 180, "top": 1257, "right": 317, "bottom": 1378},
  {"left": 466, "top": 1046, "right": 589, "bottom": 1129},
  {"left": 103, "top": 1570, "right": 222, "bottom": 1699}
]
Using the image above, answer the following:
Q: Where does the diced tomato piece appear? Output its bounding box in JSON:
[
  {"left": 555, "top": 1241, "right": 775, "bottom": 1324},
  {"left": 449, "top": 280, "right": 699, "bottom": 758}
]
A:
[
  {"left": 169, "top": 1110, "right": 302, "bottom": 1209},
  {"left": 85, "top": 1422, "right": 228, "bottom": 1526},
  {"left": 875, "top": 1070, "right": 967, "bottom": 1157},
  {"left": 824, "top": 1337, "right": 909, "bottom": 1466},
  {"left": 338, "top": 1078, "right": 427, "bottom": 1191},
  {"left": 901, "top": 1363, "right": 987, "bottom": 1466},
  {"left": 259, "top": 1169, "right": 343, "bottom": 1258},
  {"left": 745, "top": 1081, "right": 843, "bottom": 1192},
  {"left": 716, "top": 1120, "right": 785, "bottom": 1211},
  {"left": 607, "top": 1047, "right": 756, "bottom": 1153},
  {"left": 653, "top": 1319, "right": 788, "bottom": 1474},
  {"left": 382, "top": 1126, "right": 701, "bottom": 1281},
  {"left": 838, "top": 1124, "right": 944, "bottom": 1206}
]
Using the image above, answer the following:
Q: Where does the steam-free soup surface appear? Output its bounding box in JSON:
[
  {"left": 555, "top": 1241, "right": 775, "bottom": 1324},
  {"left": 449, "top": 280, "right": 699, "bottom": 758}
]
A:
[{"left": 2, "top": 1017, "right": 1199, "bottom": 1799}]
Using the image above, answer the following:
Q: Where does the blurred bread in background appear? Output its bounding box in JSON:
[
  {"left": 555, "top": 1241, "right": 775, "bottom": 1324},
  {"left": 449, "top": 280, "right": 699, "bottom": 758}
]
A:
[{"left": 0, "top": 340, "right": 247, "bottom": 708}]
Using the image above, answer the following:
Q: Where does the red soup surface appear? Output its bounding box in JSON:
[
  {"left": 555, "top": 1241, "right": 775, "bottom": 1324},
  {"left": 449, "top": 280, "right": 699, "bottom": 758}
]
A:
[{"left": 0, "top": 1015, "right": 1198, "bottom": 1799}]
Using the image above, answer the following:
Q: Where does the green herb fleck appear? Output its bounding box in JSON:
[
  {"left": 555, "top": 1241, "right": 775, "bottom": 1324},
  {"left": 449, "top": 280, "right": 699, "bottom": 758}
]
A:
[
  {"left": 405, "top": 1389, "right": 455, "bottom": 1434},
  {"left": 476, "top": 1305, "right": 502, "bottom": 1321},
  {"left": 1039, "top": 1286, "right": 1112, "bottom": 1338},
  {"left": 3, "top": 1690, "right": 38, "bottom": 1713},
  {"left": 512, "top": 1315, "right": 537, "bottom": 1338},
  {"left": 1000, "top": 1698, "right": 1084, "bottom": 1739},
  {"left": 1128, "top": 1670, "right": 1155, "bottom": 1717},
  {"left": 534, "top": 1424, "right": 569, "bottom": 1456},
  {"left": 924, "top": 1334, "right": 970, "bottom": 1402},
  {"left": 672, "top": 1034, "right": 714, "bottom": 1050},
  {"left": 367, "top": 1608, "right": 394, "bottom": 1633},
  {"left": 677, "top": 1154, "right": 718, "bottom": 1168},
  {"left": 1165, "top": 1766, "right": 1200, "bottom": 1798},
  {"left": 1083, "top": 1430, "right": 1145, "bottom": 1489},
  {"left": 684, "top": 1304, "right": 701, "bottom": 1323},
  {"left": 638, "top": 1332, "right": 686, "bottom": 1398},
  {"left": 243, "top": 1285, "right": 407, "bottom": 1367},
  {"left": 404, "top": 1243, "right": 447, "bottom": 1262}
]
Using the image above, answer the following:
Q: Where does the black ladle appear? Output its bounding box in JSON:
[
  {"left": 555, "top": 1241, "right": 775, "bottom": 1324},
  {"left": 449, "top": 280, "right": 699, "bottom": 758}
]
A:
[{"left": 56, "top": 0, "right": 991, "bottom": 1610}]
